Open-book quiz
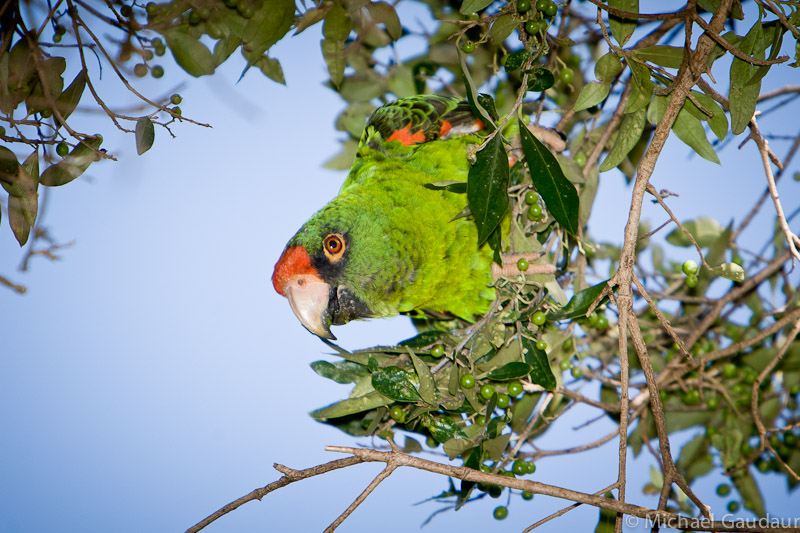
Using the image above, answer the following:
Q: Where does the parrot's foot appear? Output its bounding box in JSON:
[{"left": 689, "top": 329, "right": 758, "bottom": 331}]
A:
[{"left": 492, "top": 253, "right": 556, "bottom": 280}]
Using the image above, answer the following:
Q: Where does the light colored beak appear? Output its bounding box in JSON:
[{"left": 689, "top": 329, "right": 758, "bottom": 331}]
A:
[{"left": 284, "top": 277, "right": 335, "bottom": 340}]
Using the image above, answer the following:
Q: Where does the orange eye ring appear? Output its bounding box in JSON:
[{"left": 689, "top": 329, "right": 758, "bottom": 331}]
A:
[{"left": 323, "top": 233, "right": 345, "bottom": 262}]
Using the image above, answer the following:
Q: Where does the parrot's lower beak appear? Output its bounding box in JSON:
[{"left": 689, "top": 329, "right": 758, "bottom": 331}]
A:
[{"left": 284, "top": 275, "right": 336, "bottom": 340}]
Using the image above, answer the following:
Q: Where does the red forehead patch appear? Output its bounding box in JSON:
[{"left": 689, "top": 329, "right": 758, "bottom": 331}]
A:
[{"left": 272, "top": 246, "right": 318, "bottom": 296}]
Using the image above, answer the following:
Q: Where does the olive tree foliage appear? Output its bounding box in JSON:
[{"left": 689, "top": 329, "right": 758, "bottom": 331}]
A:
[{"left": 2, "top": 0, "right": 800, "bottom": 531}]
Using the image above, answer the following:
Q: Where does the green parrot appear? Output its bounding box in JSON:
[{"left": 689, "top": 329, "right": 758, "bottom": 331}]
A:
[{"left": 272, "top": 95, "right": 497, "bottom": 339}]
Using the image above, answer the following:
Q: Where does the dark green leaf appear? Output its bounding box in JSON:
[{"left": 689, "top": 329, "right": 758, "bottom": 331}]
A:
[
  {"left": 608, "top": 0, "right": 638, "bottom": 46},
  {"left": 467, "top": 134, "right": 509, "bottom": 245},
  {"left": 594, "top": 53, "right": 624, "bottom": 81},
  {"left": 626, "top": 60, "right": 654, "bottom": 114},
  {"left": 426, "top": 414, "right": 459, "bottom": 443},
  {"left": 692, "top": 91, "right": 728, "bottom": 141},
  {"left": 310, "top": 360, "right": 368, "bottom": 384},
  {"left": 371, "top": 366, "right": 421, "bottom": 402},
  {"left": 729, "top": 22, "right": 764, "bottom": 135},
  {"left": 522, "top": 337, "right": 556, "bottom": 390},
  {"left": 460, "top": 52, "right": 496, "bottom": 132},
  {"left": 504, "top": 49, "right": 531, "bottom": 72},
  {"left": 599, "top": 108, "right": 646, "bottom": 171},
  {"left": 294, "top": 5, "right": 331, "bottom": 35},
  {"left": 0, "top": 146, "right": 20, "bottom": 187},
  {"left": 242, "top": 0, "right": 294, "bottom": 58},
  {"left": 409, "top": 350, "right": 437, "bottom": 405},
  {"left": 398, "top": 330, "right": 450, "bottom": 349},
  {"left": 574, "top": 81, "right": 610, "bottom": 112},
  {"left": 484, "top": 433, "right": 511, "bottom": 460},
  {"left": 366, "top": 2, "right": 401, "bottom": 41},
  {"left": 135, "top": 117, "right": 155, "bottom": 156},
  {"left": 548, "top": 280, "right": 610, "bottom": 321},
  {"left": 321, "top": 39, "right": 346, "bottom": 88},
  {"left": 519, "top": 120, "right": 579, "bottom": 236},
  {"left": 487, "top": 362, "right": 532, "bottom": 381},
  {"left": 526, "top": 67, "right": 554, "bottom": 92},
  {"left": 39, "top": 135, "right": 103, "bottom": 187},
  {"left": 490, "top": 14, "right": 516, "bottom": 45},
  {"left": 258, "top": 56, "right": 285, "bottom": 84},
  {"left": 165, "top": 26, "right": 215, "bottom": 77},
  {"left": 323, "top": 4, "right": 351, "bottom": 40}
]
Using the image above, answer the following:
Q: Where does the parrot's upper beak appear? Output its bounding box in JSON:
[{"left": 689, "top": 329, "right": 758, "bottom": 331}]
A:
[
  {"left": 272, "top": 245, "right": 336, "bottom": 340},
  {"left": 284, "top": 276, "right": 335, "bottom": 340}
]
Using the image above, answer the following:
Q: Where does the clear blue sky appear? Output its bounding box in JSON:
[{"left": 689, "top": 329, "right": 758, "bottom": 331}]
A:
[{"left": 1, "top": 3, "right": 798, "bottom": 532}]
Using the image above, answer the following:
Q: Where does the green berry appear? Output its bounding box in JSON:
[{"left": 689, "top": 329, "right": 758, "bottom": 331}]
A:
[
  {"left": 145, "top": 2, "right": 157, "bottom": 15},
  {"left": 536, "top": 339, "right": 547, "bottom": 351},
  {"left": 525, "top": 20, "right": 540, "bottom": 34},
  {"left": 682, "top": 389, "right": 700, "bottom": 406},
  {"left": 0, "top": 126, "right": 5, "bottom": 136},
  {"left": 426, "top": 436, "right": 438, "bottom": 447},
  {"left": 727, "top": 501, "right": 739, "bottom": 513},
  {"left": 685, "top": 274, "right": 699, "bottom": 288},
  {"left": 567, "top": 54, "right": 581, "bottom": 67},
  {"left": 389, "top": 405, "right": 405, "bottom": 423},
  {"left": 55, "top": 25, "right": 67, "bottom": 35},
  {"left": 570, "top": 366, "right": 582, "bottom": 378},
  {"left": 172, "top": 106, "right": 182, "bottom": 116},
  {"left": 722, "top": 363, "right": 738, "bottom": 379},
  {"left": 53, "top": 33, "right": 62, "bottom": 43},
  {"left": 559, "top": 360, "right": 570, "bottom": 371},
  {"left": 595, "top": 315, "right": 609, "bottom": 329},
  {"left": 785, "top": 432, "right": 798, "bottom": 447},
  {"left": 517, "top": 0, "right": 531, "bottom": 12},
  {"left": 120, "top": 5, "right": 133, "bottom": 17},
  {"left": 536, "top": 0, "right": 548, "bottom": 10},
  {"left": 460, "top": 373, "right": 476, "bottom": 389},
  {"left": 40, "top": 109, "right": 52, "bottom": 118},
  {"left": 133, "top": 63, "right": 148, "bottom": 77},
  {"left": 522, "top": 490, "right": 534, "bottom": 500},
  {"left": 791, "top": 384, "right": 800, "bottom": 396},
  {"left": 706, "top": 396, "right": 719, "bottom": 409},
  {"left": 517, "top": 258, "right": 529, "bottom": 271},
  {"left": 431, "top": 344, "right": 445, "bottom": 357},
  {"left": 151, "top": 65, "right": 164, "bottom": 78},
  {"left": 142, "top": 50, "right": 154, "bottom": 61},
  {"left": 475, "top": 415, "right": 486, "bottom": 426},
  {"left": 524, "top": 190, "right": 538, "bottom": 204},
  {"left": 526, "top": 461, "right": 536, "bottom": 473},
  {"left": 513, "top": 459, "right": 527, "bottom": 475},
  {"left": 527, "top": 203, "right": 543, "bottom": 220},
  {"left": 716, "top": 483, "right": 730, "bottom": 496},
  {"left": 756, "top": 459, "right": 770, "bottom": 472},
  {"left": 461, "top": 41, "right": 476, "bottom": 54},
  {"left": 496, "top": 393, "right": 510, "bottom": 409},
  {"left": 493, "top": 506, "right": 508, "bottom": 520},
  {"left": 170, "top": 94, "right": 182, "bottom": 105},
  {"left": 56, "top": 142, "right": 69, "bottom": 157},
  {"left": 480, "top": 383, "right": 496, "bottom": 401},
  {"left": 682, "top": 259, "right": 699, "bottom": 275},
  {"left": 559, "top": 68, "right": 574, "bottom": 83},
  {"left": 152, "top": 38, "right": 164, "bottom": 49},
  {"left": 188, "top": 10, "right": 202, "bottom": 24},
  {"left": 544, "top": 1, "right": 558, "bottom": 17},
  {"left": 507, "top": 381, "right": 523, "bottom": 397},
  {"left": 531, "top": 311, "right": 546, "bottom": 326}
]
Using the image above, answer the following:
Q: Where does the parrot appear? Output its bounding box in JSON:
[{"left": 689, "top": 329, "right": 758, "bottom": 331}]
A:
[{"left": 272, "top": 95, "right": 499, "bottom": 340}]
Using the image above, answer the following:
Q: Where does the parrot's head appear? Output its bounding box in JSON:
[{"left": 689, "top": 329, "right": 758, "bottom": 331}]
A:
[{"left": 272, "top": 201, "right": 379, "bottom": 340}]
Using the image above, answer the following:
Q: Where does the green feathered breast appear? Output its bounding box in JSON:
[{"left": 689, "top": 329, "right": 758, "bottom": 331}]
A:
[{"left": 272, "top": 95, "right": 496, "bottom": 338}]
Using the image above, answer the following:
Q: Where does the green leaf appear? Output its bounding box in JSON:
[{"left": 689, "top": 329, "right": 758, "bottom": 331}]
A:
[
  {"left": 135, "top": 117, "right": 155, "bottom": 156},
  {"left": 426, "top": 414, "right": 459, "bottom": 443},
  {"left": 460, "top": 51, "right": 496, "bottom": 132},
  {"left": 366, "top": 2, "right": 402, "bottom": 41},
  {"left": 710, "top": 262, "right": 745, "bottom": 282},
  {"left": 676, "top": 433, "right": 709, "bottom": 482},
  {"left": 321, "top": 39, "right": 346, "bottom": 88},
  {"left": 692, "top": 91, "right": 728, "bottom": 141},
  {"left": 467, "top": 134, "right": 509, "bottom": 245},
  {"left": 634, "top": 45, "right": 685, "bottom": 69},
  {"left": 573, "top": 81, "right": 610, "bottom": 112},
  {"left": 504, "top": 49, "right": 531, "bottom": 72},
  {"left": 626, "top": 60, "right": 654, "bottom": 114},
  {"left": 729, "top": 22, "right": 765, "bottom": 135},
  {"left": 54, "top": 70, "right": 86, "bottom": 123},
  {"left": 25, "top": 57, "right": 65, "bottom": 116},
  {"left": 242, "top": 0, "right": 294, "bottom": 59},
  {"left": 522, "top": 337, "right": 556, "bottom": 390},
  {"left": 671, "top": 106, "right": 719, "bottom": 164},
  {"left": 0, "top": 145, "right": 20, "bottom": 187},
  {"left": 548, "top": 280, "right": 610, "bottom": 321},
  {"left": 484, "top": 433, "right": 511, "bottom": 461},
  {"left": 257, "top": 56, "right": 285, "bottom": 84},
  {"left": 398, "top": 330, "right": 450, "bottom": 349},
  {"left": 487, "top": 362, "right": 532, "bottom": 381},
  {"left": 323, "top": 4, "right": 351, "bottom": 40},
  {"left": 526, "top": 67, "right": 555, "bottom": 92},
  {"left": 39, "top": 135, "right": 103, "bottom": 187},
  {"left": 519, "top": 120, "right": 579, "bottom": 236},
  {"left": 599, "top": 108, "right": 646, "bottom": 172},
  {"left": 7, "top": 151, "right": 39, "bottom": 247},
  {"left": 311, "top": 390, "right": 391, "bottom": 419},
  {"left": 608, "top": 0, "right": 638, "bottom": 46},
  {"left": 665, "top": 216, "right": 723, "bottom": 247},
  {"left": 371, "top": 366, "right": 422, "bottom": 402},
  {"left": 595, "top": 52, "right": 624, "bottom": 81},
  {"left": 424, "top": 181, "right": 467, "bottom": 193},
  {"left": 409, "top": 349, "right": 437, "bottom": 405},
  {"left": 443, "top": 438, "right": 474, "bottom": 460},
  {"left": 294, "top": 5, "right": 331, "bottom": 35},
  {"left": 460, "top": 0, "right": 493, "bottom": 15},
  {"left": 646, "top": 94, "right": 668, "bottom": 125},
  {"left": 310, "top": 360, "right": 368, "bottom": 384},
  {"left": 595, "top": 497, "right": 617, "bottom": 533},
  {"left": 165, "top": 26, "right": 215, "bottom": 77},
  {"left": 490, "top": 14, "right": 516, "bottom": 45},
  {"left": 711, "top": 428, "right": 743, "bottom": 470},
  {"left": 324, "top": 139, "right": 357, "bottom": 170},
  {"left": 731, "top": 470, "right": 765, "bottom": 517}
]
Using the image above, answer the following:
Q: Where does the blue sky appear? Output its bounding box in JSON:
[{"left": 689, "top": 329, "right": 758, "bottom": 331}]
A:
[{"left": 1, "top": 3, "right": 799, "bottom": 532}]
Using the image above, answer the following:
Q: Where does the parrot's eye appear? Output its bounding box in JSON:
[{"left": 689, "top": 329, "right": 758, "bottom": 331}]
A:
[{"left": 323, "top": 233, "right": 346, "bottom": 262}]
